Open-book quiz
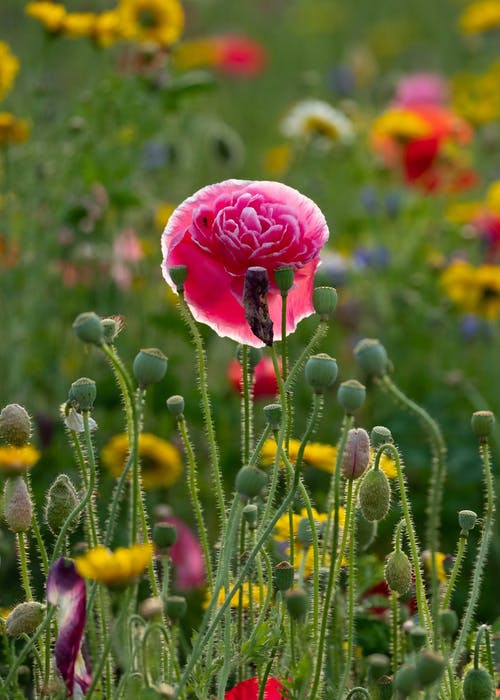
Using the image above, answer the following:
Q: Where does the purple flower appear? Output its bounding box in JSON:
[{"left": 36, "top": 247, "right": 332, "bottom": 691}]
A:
[{"left": 47, "top": 558, "right": 91, "bottom": 697}]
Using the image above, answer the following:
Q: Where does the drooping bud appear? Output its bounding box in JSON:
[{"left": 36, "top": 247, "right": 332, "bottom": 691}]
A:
[
  {"left": 356, "top": 508, "right": 378, "bottom": 551},
  {"left": 0, "top": 404, "right": 32, "bottom": 447},
  {"left": 416, "top": 650, "right": 445, "bottom": 687},
  {"left": 342, "top": 428, "right": 370, "bottom": 480},
  {"left": 471, "top": 410, "right": 495, "bottom": 439},
  {"left": 4, "top": 475, "right": 33, "bottom": 532},
  {"left": 385, "top": 549, "right": 412, "bottom": 595},
  {"left": 263, "top": 403, "right": 282, "bottom": 430},
  {"left": 242, "top": 503, "right": 258, "bottom": 529},
  {"left": 354, "top": 338, "right": 388, "bottom": 378},
  {"left": 274, "top": 265, "right": 294, "bottom": 294},
  {"left": 166, "top": 395, "right": 185, "bottom": 418},
  {"left": 304, "top": 354, "right": 338, "bottom": 394},
  {"left": 274, "top": 561, "right": 294, "bottom": 592},
  {"left": 458, "top": 509, "right": 477, "bottom": 533},
  {"left": 5, "top": 602, "right": 45, "bottom": 637},
  {"left": 370, "top": 425, "right": 393, "bottom": 449},
  {"left": 337, "top": 380, "right": 366, "bottom": 414},
  {"left": 243, "top": 267, "right": 273, "bottom": 346},
  {"left": 169, "top": 265, "right": 188, "bottom": 292},
  {"left": 313, "top": 286, "right": 338, "bottom": 320},
  {"left": 153, "top": 522, "right": 178, "bottom": 551},
  {"left": 462, "top": 667, "right": 493, "bottom": 700},
  {"left": 439, "top": 609, "right": 459, "bottom": 638},
  {"left": 68, "top": 378, "right": 96, "bottom": 412},
  {"left": 165, "top": 595, "right": 187, "bottom": 622},
  {"left": 72, "top": 312, "right": 103, "bottom": 346},
  {"left": 359, "top": 468, "right": 391, "bottom": 521},
  {"left": 393, "top": 664, "right": 418, "bottom": 697},
  {"left": 45, "top": 474, "right": 80, "bottom": 535},
  {"left": 133, "top": 349, "right": 168, "bottom": 388},
  {"left": 235, "top": 466, "right": 268, "bottom": 499},
  {"left": 285, "top": 588, "right": 309, "bottom": 621}
]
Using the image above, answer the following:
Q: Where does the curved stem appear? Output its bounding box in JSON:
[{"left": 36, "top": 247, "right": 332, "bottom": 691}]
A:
[
  {"left": 284, "top": 320, "right": 329, "bottom": 392},
  {"left": 346, "top": 689, "right": 371, "bottom": 700},
  {"left": 440, "top": 535, "right": 467, "bottom": 611}
]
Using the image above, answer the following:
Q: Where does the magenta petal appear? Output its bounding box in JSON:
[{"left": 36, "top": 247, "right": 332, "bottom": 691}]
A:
[
  {"left": 47, "top": 558, "right": 91, "bottom": 697},
  {"left": 163, "top": 516, "right": 205, "bottom": 591},
  {"left": 162, "top": 180, "right": 329, "bottom": 347}
]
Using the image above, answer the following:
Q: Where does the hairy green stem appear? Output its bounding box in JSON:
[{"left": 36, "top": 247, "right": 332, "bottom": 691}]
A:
[
  {"left": 337, "top": 480, "right": 357, "bottom": 699},
  {"left": 284, "top": 320, "right": 329, "bottom": 392},
  {"left": 441, "top": 535, "right": 467, "bottom": 612},
  {"left": 17, "top": 532, "right": 33, "bottom": 601}
]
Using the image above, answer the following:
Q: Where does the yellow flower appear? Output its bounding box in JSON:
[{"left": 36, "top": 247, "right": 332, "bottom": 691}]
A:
[
  {"left": 0, "top": 113, "right": 30, "bottom": 144},
  {"left": 118, "top": 0, "right": 184, "bottom": 46},
  {"left": 101, "top": 432, "right": 182, "bottom": 490},
  {"left": 459, "top": 0, "right": 500, "bottom": 33},
  {"left": 445, "top": 201, "right": 483, "bottom": 225},
  {"left": 25, "top": 2, "right": 67, "bottom": 33},
  {"left": 60, "top": 13, "right": 97, "bottom": 39},
  {"left": 263, "top": 145, "right": 291, "bottom": 177},
  {"left": 75, "top": 543, "right": 153, "bottom": 587},
  {"left": 486, "top": 179, "right": 500, "bottom": 214},
  {"left": 372, "top": 109, "right": 431, "bottom": 141},
  {"left": 452, "top": 63, "right": 500, "bottom": 125},
  {"left": 205, "top": 581, "right": 270, "bottom": 609},
  {"left": 155, "top": 202, "right": 176, "bottom": 230},
  {"left": 172, "top": 38, "right": 218, "bottom": 71},
  {"left": 423, "top": 551, "right": 449, "bottom": 583},
  {"left": 0, "top": 445, "right": 40, "bottom": 474},
  {"left": 92, "top": 11, "right": 122, "bottom": 47},
  {"left": 0, "top": 42, "right": 19, "bottom": 102},
  {"left": 440, "top": 260, "right": 500, "bottom": 319}
]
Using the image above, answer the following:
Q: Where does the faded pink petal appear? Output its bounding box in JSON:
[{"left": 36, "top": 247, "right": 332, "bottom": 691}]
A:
[
  {"left": 163, "top": 515, "right": 205, "bottom": 591},
  {"left": 393, "top": 73, "right": 449, "bottom": 109},
  {"left": 161, "top": 180, "right": 329, "bottom": 347}
]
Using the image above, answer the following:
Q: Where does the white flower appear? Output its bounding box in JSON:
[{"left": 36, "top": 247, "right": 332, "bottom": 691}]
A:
[
  {"left": 63, "top": 407, "right": 98, "bottom": 433},
  {"left": 281, "top": 99, "right": 354, "bottom": 148}
]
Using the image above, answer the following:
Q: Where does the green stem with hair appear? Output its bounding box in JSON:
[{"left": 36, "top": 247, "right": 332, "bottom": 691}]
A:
[{"left": 440, "top": 534, "right": 467, "bottom": 612}]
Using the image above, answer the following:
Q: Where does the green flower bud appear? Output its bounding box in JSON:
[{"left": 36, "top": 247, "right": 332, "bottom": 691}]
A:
[
  {"left": 101, "top": 317, "right": 120, "bottom": 343},
  {"left": 297, "top": 517, "right": 313, "bottom": 547},
  {"left": 242, "top": 503, "right": 258, "bottom": 529},
  {"left": 236, "top": 345, "right": 263, "bottom": 371},
  {"left": 5, "top": 602, "right": 45, "bottom": 637},
  {"left": 274, "top": 265, "right": 294, "bottom": 294},
  {"left": 359, "top": 468, "right": 391, "bottom": 522},
  {"left": 169, "top": 265, "right": 188, "bottom": 292},
  {"left": 439, "top": 609, "right": 459, "bottom": 638},
  {"left": 4, "top": 475, "right": 33, "bottom": 532},
  {"left": 354, "top": 338, "right": 388, "bottom": 378},
  {"left": 393, "top": 664, "right": 418, "bottom": 697},
  {"left": 274, "top": 561, "right": 294, "bottom": 592},
  {"left": 356, "top": 508, "right": 378, "bottom": 551},
  {"left": 0, "top": 404, "right": 32, "bottom": 447},
  {"left": 72, "top": 312, "right": 103, "bottom": 346},
  {"left": 313, "top": 286, "right": 338, "bottom": 320},
  {"left": 458, "top": 510, "right": 477, "bottom": 533},
  {"left": 376, "top": 676, "right": 393, "bottom": 700},
  {"left": 462, "top": 667, "right": 493, "bottom": 700},
  {"left": 366, "top": 653, "right": 390, "bottom": 680},
  {"left": 337, "top": 380, "right": 366, "bottom": 414},
  {"left": 416, "top": 650, "right": 445, "bottom": 687},
  {"left": 45, "top": 474, "right": 80, "bottom": 535},
  {"left": 263, "top": 403, "right": 282, "bottom": 430},
  {"left": 385, "top": 549, "right": 412, "bottom": 595},
  {"left": 68, "top": 377, "right": 96, "bottom": 412},
  {"left": 342, "top": 428, "right": 370, "bottom": 480},
  {"left": 409, "top": 625, "right": 427, "bottom": 651},
  {"left": 471, "top": 410, "right": 495, "bottom": 439},
  {"left": 304, "top": 354, "right": 338, "bottom": 394},
  {"left": 370, "top": 425, "right": 393, "bottom": 449},
  {"left": 133, "top": 349, "right": 168, "bottom": 388},
  {"left": 285, "top": 588, "right": 309, "bottom": 621},
  {"left": 166, "top": 395, "right": 185, "bottom": 418},
  {"left": 153, "top": 522, "right": 177, "bottom": 550},
  {"left": 235, "top": 466, "right": 268, "bottom": 499},
  {"left": 165, "top": 595, "right": 187, "bottom": 622}
]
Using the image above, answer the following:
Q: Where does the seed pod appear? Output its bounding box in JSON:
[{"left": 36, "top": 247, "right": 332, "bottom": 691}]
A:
[
  {"left": 153, "top": 522, "right": 177, "bottom": 550},
  {"left": 458, "top": 510, "right": 477, "bottom": 533},
  {"left": 166, "top": 395, "right": 184, "bottom": 418},
  {"left": 342, "top": 428, "right": 370, "bottom": 480},
  {"left": 68, "top": 378, "right": 96, "bottom": 412},
  {"left": 4, "top": 475, "right": 33, "bottom": 532},
  {"left": 304, "top": 354, "right": 338, "bottom": 394},
  {"left": 274, "top": 266, "right": 294, "bottom": 294},
  {"left": 165, "top": 595, "right": 187, "bottom": 622},
  {"left": 353, "top": 338, "right": 388, "bottom": 378},
  {"left": 337, "top": 380, "right": 366, "bottom": 414},
  {"left": 313, "top": 286, "right": 338, "bottom": 320},
  {"left": 462, "top": 667, "right": 493, "bottom": 700},
  {"left": 359, "top": 468, "right": 391, "bottom": 521},
  {"left": 133, "top": 349, "right": 168, "bottom": 388},
  {"left": 393, "top": 664, "right": 418, "bottom": 697},
  {"left": 235, "top": 466, "right": 268, "bottom": 499},
  {"left": 285, "top": 588, "right": 309, "bottom": 621},
  {"left": 263, "top": 403, "right": 282, "bottom": 430},
  {"left": 366, "top": 653, "right": 390, "bottom": 680},
  {"left": 471, "top": 410, "right": 495, "bottom": 439},
  {"left": 0, "top": 404, "right": 32, "bottom": 447},
  {"left": 274, "top": 561, "right": 294, "bottom": 592},
  {"left": 73, "top": 311, "right": 103, "bottom": 346},
  {"left": 169, "top": 265, "right": 188, "bottom": 292},
  {"left": 5, "top": 602, "right": 45, "bottom": 637},
  {"left": 45, "top": 474, "right": 80, "bottom": 535},
  {"left": 370, "top": 425, "right": 393, "bottom": 448},
  {"left": 416, "top": 650, "right": 445, "bottom": 687},
  {"left": 385, "top": 549, "right": 412, "bottom": 595},
  {"left": 409, "top": 625, "right": 427, "bottom": 651}
]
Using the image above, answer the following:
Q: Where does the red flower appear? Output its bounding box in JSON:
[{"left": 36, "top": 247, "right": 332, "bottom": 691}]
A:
[
  {"left": 225, "top": 677, "right": 285, "bottom": 699},
  {"left": 227, "top": 355, "right": 280, "bottom": 399},
  {"left": 212, "top": 35, "right": 267, "bottom": 77}
]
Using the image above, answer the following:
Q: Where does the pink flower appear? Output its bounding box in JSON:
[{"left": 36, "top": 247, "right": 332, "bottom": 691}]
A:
[
  {"left": 162, "top": 515, "right": 205, "bottom": 591},
  {"left": 212, "top": 35, "right": 267, "bottom": 78},
  {"left": 393, "top": 72, "right": 449, "bottom": 109},
  {"left": 224, "top": 677, "right": 285, "bottom": 699},
  {"left": 227, "top": 355, "right": 280, "bottom": 399},
  {"left": 161, "top": 180, "right": 329, "bottom": 347}
]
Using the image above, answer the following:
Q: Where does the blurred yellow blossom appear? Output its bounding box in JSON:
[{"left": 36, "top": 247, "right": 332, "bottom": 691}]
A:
[
  {"left": 0, "top": 445, "right": 40, "bottom": 474},
  {"left": 486, "top": 180, "right": 500, "bottom": 213},
  {"left": 155, "top": 202, "right": 176, "bottom": 230},
  {"left": 0, "top": 41, "right": 19, "bottom": 102},
  {"left": 93, "top": 11, "right": 122, "bottom": 47},
  {"left": 206, "top": 582, "right": 270, "bottom": 609},
  {"left": 372, "top": 109, "right": 430, "bottom": 142},
  {"left": 25, "top": 2, "right": 67, "bottom": 33},
  {"left": 118, "top": 0, "right": 184, "bottom": 47},
  {"left": 0, "top": 113, "right": 29, "bottom": 144},
  {"left": 452, "top": 62, "right": 500, "bottom": 125},
  {"left": 75, "top": 543, "right": 153, "bottom": 587},
  {"left": 441, "top": 260, "right": 500, "bottom": 319},
  {"left": 263, "top": 145, "right": 291, "bottom": 177},
  {"left": 60, "top": 13, "right": 97, "bottom": 39},
  {"left": 459, "top": 0, "right": 500, "bottom": 33}
]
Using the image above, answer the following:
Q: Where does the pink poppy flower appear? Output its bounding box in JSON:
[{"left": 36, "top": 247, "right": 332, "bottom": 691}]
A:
[
  {"left": 162, "top": 515, "right": 205, "bottom": 591},
  {"left": 161, "top": 180, "right": 329, "bottom": 347},
  {"left": 225, "top": 677, "right": 285, "bottom": 699},
  {"left": 393, "top": 72, "right": 449, "bottom": 109}
]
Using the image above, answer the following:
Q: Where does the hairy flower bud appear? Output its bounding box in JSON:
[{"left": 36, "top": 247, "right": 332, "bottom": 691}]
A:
[
  {"left": 337, "top": 380, "right": 366, "bottom": 414},
  {"left": 235, "top": 466, "right": 268, "bottom": 499},
  {"left": 462, "top": 667, "right": 493, "bottom": 700},
  {"left": 354, "top": 338, "right": 388, "bottom": 378},
  {"left": 285, "top": 588, "right": 309, "bottom": 621},
  {"left": 45, "top": 474, "right": 80, "bottom": 535},
  {"left": 385, "top": 549, "right": 412, "bottom": 595},
  {"left": 166, "top": 395, "right": 185, "bottom": 418},
  {"left": 68, "top": 378, "right": 96, "bottom": 412},
  {"left": 313, "top": 286, "right": 338, "bottom": 320},
  {"left": 263, "top": 403, "right": 282, "bottom": 430},
  {"left": 5, "top": 602, "right": 45, "bottom": 637},
  {"left": 370, "top": 425, "right": 393, "bottom": 449},
  {"left": 394, "top": 664, "right": 418, "bottom": 697},
  {"left": 471, "top": 410, "right": 495, "bottom": 439},
  {"left": 458, "top": 509, "right": 477, "bottom": 534},
  {"left": 4, "top": 476, "right": 33, "bottom": 532},
  {"left": 304, "top": 354, "right": 338, "bottom": 394},
  {"left": 274, "top": 561, "right": 294, "bottom": 591},
  {"left": 242, "top": 503, "right": 258, "bottom": 529},
  {"left": 133, "top": 348, "right": 168, "bottom": 388},
  {"left": 0, "top": 404, "right": 32, "bottom": 447},
  {"left": 73, "top": 311, "right": 103, "bottom": 346},
  {"left": 359, "top": 468, "right": 391, "bottom": 521},
  {"left": 439, "top": 609, "right": 458, "bottom": 638},
  {"left": 416, "top": 650, "right": 445, "bottom": 687},
  {"left": 342, "top": 428, "right": 370, "bottom": 480}
]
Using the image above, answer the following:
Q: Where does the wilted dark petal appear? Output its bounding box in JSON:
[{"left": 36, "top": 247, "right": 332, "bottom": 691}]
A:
[
  {"left": 47, "top": 558, "right": 91, "bottom": 696},
  {"left": 243, "top": 267, "right": 274, "bottom": 346}
]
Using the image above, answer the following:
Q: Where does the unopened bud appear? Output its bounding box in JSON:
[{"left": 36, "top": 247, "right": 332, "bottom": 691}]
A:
[
  {"left": 169, "top": 265, "right": 188, "bottom": 292},
  {"left": 133, "top": 349, "right": 168, "bottom": 388},
  {"left": 139, "top": 596, "right": 164, "bottom": 620},
  {"left": 45, "top": 474, "right": 80, "bottom": 535},
  {"left": 394, "top": 664, "right": 418, "bottom": 697},
  {"left": 5, "top": 602, "right": 45, "bottom": 637},
  {"left": 337, "top": 380, "right": 366, "bottom": 414},
  {"left": 0, "top": 404, "right": 32, "bottom": 447},
  {"left": 458, "top": 509, "right": 477, "bottom": 534},
  {"left": 354, "top": 338, "right": 388, "bottom": 378},
  {"left": 235, "top": 466, "right": 268, "bottom": 499},
  {"left": 274, "top": 266, "right": 294, "bottom": 294},
  {"left": 359, "top": 468, "right": 391, "bottom": 521},
  {"left": 313, "top": 286, "right": 338, "bottom": 320},
  {"left": 165, "top": 595, "right": 187, "bottom": 621},
  {"left": 285, "top": 588, "right": 309, "bottom": 621},
  {"left": 416, "top": 650, "right": 445, "bottom": 687},
  {"left": 342, "top": 428, "right": 370, "bottom": 480},
  {"left": 439, "top": 609, "right": 458, "bottom": 638},
  {"left": 166, "top": 395, "right": 184, "bottom": 418},
  {"left": 409, "top": 625, "right": 427, "bottom": 651},
  {"left": 304, "top": 354, "right": 338, "bottom": 394},
  {"left": 385, "top": 549, "right": 412, "bottom": 595},
  {"left": 370, "top": 426, "right": 393, "bottom": 448},
  {"left": 73, "top": 312, "right": 103, "bottom": 346},
  {"left": 462, "top": 667, "right": 493, "bottom": 700},
  {"left": 153, "top": 522, "right": 177, "bottom": 550},
  {"left": 274, "top": 561, "right": 294, "bottom": 591},
  {"left": 4, "top": 475, "right": 33, "bottom": 532},
  {"left": 68, "top": 378, "right": 96, "bottom": 412},
  {"left": 242, "top": 503, "right": 258, "bottom": 529},
  {"left": 471, "top": 411, "right": 495, "bottom": 439}
]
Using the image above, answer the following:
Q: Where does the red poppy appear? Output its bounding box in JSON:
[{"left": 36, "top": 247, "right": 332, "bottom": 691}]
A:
[
  {"left": 227, "top": 355, "right": 280, "bottom": 399},
  {"left": 224, "top": 677, "right": 285, "bottom": 699},
  {"left": 213, "top": 35, "right": 267, "bottom": 78}
]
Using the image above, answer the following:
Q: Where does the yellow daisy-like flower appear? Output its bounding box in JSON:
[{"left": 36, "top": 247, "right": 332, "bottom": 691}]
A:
[
  {"left": 74, "top": 543, "right": 153, "bottom": 587},
  {"left": 281, "top": 100, "right": 355, "bottom": 147},
  {"left": 263, "top": 144, "right": 291, "bottom": 177},
  {"left": 0, "top": 445, "right": 40, "bottom": 475},
  {"left": 440, "top": 260, "right": 500, "bottom": 319},
  {"left": 486, "top": 179, "right": 500, "bottom": 214},
  {"left": 205, "top": 581, "right": 270, "bottom": 610},
  {"left": 422, "top": 551, "right": 449, "bottom": 583},
  {"left": 60, "top": 12, "right": 97, "bottom": 39},
  {"left": 118, "top": 0, "right": 184, "bottom": 47},
  {"left": 101, "top": 432, "right": 182, "bottom": 490},
  {"left": 372, "top": 109, "right": 431, "bottom": 142},
  {"left": 459, "top": 0, "right": 500, "bottom": 33},
  {"left": 25, "top": 2, "right": 67, "bottom": 33},
  {"left": 0, "top": 113, "right": 30, "bottom": 144},
  {"left": 0, "top": 41, "right": 19, "bottom": 102},
  {"left": 92, "top": 11, "right": 122, "bottom": 47}
]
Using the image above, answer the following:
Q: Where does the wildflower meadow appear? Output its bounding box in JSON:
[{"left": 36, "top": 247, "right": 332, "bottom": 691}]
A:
[{"left": 0, "top": 0, "right": 499, "bottom": 698}]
